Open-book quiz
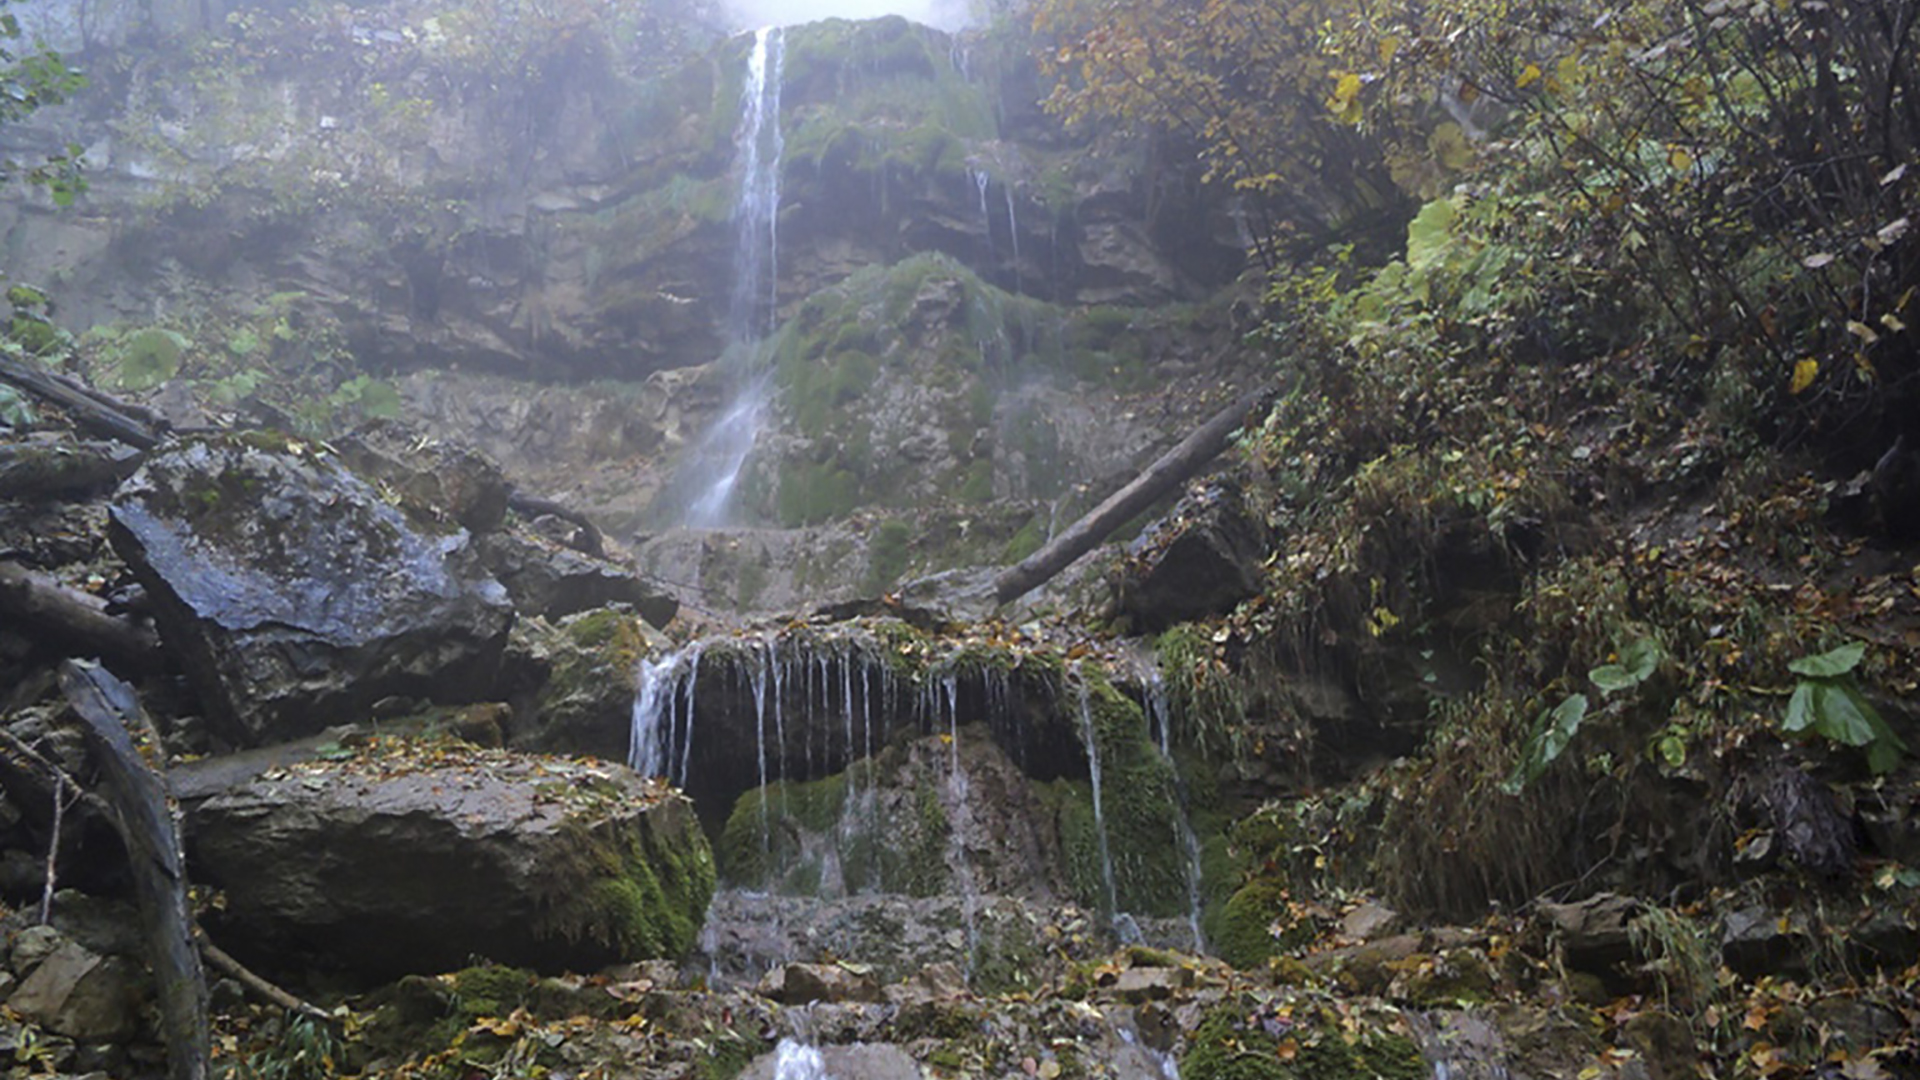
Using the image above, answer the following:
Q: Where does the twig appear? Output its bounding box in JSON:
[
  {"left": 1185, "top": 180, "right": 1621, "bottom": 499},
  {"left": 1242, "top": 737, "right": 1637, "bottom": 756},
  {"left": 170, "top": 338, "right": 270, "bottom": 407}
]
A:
[
  {"left": 195, "top": 930, "right": 334, "bottom": 1024},
  {"left": 38, "top": 770, "right": 71, "bottom": 926}
]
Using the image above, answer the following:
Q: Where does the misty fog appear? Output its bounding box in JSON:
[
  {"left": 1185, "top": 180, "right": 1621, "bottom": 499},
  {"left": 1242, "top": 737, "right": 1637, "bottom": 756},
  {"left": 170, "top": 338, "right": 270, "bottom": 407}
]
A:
[{"left": 726, "top": 0, "right": 978, "bottom": 31}]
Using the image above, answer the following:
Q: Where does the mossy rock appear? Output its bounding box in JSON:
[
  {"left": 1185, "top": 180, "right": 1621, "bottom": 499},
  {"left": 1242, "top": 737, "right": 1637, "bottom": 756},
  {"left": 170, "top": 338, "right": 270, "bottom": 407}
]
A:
[
  {"left": 1211, "top": 877, "right": 1313, "bottom": 971},
  {"left": 540, "top": 796, "right": 718, "bottom": 961},
  {"left": 1049, "top": 671, "right": 1193, "bottom": 918},
  {"left": 717, "top": 761, "right": 950, "bottom": 898},
  {"left": 1182, "top": 1001, "right": 1426, "bottom": 1080}
]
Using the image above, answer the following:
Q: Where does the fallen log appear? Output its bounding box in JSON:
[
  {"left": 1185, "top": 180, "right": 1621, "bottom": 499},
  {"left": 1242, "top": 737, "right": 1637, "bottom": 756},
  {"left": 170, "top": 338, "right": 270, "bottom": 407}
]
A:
[
  {"left": 0, "top": 561, "right": 164, "bottom": 676},
  {"left": 993, "top": 384, "right": 1275, "bottom": 606},
  {"left": 0, "top": 440, "right": 143, "bottom": 498},
  {"left": 508, "top": 488, "right": 605, "bottom": 556},
  {"left": 0, "top": 353, "right": 163, "bottom": 450},
  {"left": 58, "top": 660, "right": 210, "bottom": 1080}
]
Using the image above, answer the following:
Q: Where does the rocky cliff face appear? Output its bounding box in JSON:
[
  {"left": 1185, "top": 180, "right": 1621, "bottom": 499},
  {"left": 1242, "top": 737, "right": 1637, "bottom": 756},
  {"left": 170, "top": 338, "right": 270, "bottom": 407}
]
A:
[{"left": 2, "top": 2, "right": 1258, "bottom": 607}]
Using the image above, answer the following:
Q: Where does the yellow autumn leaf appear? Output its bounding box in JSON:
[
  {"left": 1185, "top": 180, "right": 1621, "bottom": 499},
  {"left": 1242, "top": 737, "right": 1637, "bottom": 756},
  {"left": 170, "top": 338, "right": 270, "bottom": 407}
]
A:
[
  {"left": 1516, "top": 63, "right": 1542, "bottom": 89},
  {"left": 1790, "top": 358, "right": 1819, "bottom": 395}
]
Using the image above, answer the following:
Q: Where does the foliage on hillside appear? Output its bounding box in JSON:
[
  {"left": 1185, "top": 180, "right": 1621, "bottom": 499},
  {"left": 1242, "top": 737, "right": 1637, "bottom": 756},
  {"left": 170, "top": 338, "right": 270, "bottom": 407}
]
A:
[{"left": 1038, "top": 0, "right": 1920, "bottom": 1060}]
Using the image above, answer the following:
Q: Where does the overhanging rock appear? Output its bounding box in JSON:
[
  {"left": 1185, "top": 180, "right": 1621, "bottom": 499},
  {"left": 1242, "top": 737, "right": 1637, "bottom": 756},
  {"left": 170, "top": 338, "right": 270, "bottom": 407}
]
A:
[
  {"left": 185, "top": 742, "right": 716, "bottom": 983},
  {"left": 108, "top": 435, "right": 515, "bottom": 747}
]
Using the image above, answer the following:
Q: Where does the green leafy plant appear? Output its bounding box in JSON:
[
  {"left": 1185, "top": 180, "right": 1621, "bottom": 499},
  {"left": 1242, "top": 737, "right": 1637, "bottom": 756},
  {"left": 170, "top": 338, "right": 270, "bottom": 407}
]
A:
[
  {"left": 1782, "top": 642, "right": 1908, "bottom": 775},
  {"left": 227, "top": 1012, "right": 343, "bottom": 1080},
  {"left": 0, "top": 382, "right": 34, "bottom": 426},
  {"left": 1502, "top": 693, "right": 1588, "bottom": 795},
  {"left": 111, "top": 328, "right": 191, "bottom": 390},
  {"left": 1504, "top": 637, "right": 1663, "bottom": 793},
  {"left": 1590, "top": 637, "right": 1661, "bottom": 695}
]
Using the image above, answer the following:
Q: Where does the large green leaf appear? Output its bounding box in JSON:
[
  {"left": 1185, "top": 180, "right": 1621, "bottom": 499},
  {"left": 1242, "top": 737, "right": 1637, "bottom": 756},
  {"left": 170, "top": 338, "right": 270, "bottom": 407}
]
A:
[
  {"left": 1406, "top": 197, "right": 1460, "bottom": 273},
  {"left": 1783, "top": 681, "right": 1817, "bottom": 733},
  {"left": 114, "top": 328, "right": 190, "bottom": 391},
  {"left": 1788, "top": 641, "right": 1865, "bottom": 678},
  {"left": 0, "top": 384, "right": 35, "bottom": 426},
  {"left": 1784, "top": 674, "right": 1908, "bottom": 775},
  {"left": 1590, "top": 637, "right": 1662, "bottom": 695},
  {"left": 1807, "top": 680, "right": 1878, "bottom": 746},
  {"left": 1502, "top": 693, "right": 1589, "bottom": 795}
]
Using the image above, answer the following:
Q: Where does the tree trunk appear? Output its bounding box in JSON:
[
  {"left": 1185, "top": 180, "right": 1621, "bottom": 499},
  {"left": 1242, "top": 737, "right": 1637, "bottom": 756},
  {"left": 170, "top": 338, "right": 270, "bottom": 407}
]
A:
[
  {"left": 993, "top": 384, "right": 1274, "bottom": 606},
  {"left": 0, "top": 561, "right": 164, "bottom": 676},
  {"left": 58, "top": 661, "right": 210, "bottom": 1080},
  {"left": 0, "top": 354, "right": 163, "bottom": 449}
]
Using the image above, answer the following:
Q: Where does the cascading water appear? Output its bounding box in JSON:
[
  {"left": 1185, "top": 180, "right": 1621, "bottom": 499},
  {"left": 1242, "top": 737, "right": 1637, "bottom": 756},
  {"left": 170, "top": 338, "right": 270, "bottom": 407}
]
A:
[
  {"left": 631, "top": 645, "right": 708, "bottom": 785},
  {"left": 770, "top": 1039, "right": 827, "bottom": 1080},
  {"left": 1144, "top": 670, "right": 1208, "bottom": 952},
  {"left": 972, "top": 166, "right": 994, "bottom": 261},
  {"left": 1004, "top": 182, "right": 1023, "bottom": 292},
  {"left": 667, "top": 26, "right": 785, "bottom": 528},
  {"left": 1075, "top": 668, "right": 1121, "bottom": 923},
  {"left": 935, "top": 670, "right": 982, "bottom": 972}
]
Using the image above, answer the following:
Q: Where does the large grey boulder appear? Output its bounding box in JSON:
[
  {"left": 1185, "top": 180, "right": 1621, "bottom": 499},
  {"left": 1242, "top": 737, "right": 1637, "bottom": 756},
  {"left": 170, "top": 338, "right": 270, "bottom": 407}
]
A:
[
  {"left": 108, "top": 436, "right": 515, "bottom": 747},
  {"left": 478, "top": 529, "right": 677, "bottom": 625},
  {"left": 6, "top": 938, "right": 146, "bottom": 1041},
  {"left": 185, "top": 742, "right": 716, "bottom": 983},
  {"left": 1116, "top": 476, "right": 1270, "bottom": 631}
]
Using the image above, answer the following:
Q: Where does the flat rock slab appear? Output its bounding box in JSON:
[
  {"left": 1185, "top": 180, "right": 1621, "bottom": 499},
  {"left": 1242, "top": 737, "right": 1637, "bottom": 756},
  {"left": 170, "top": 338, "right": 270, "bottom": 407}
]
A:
[
  {"left": 109, "top": 435, "right": 514, "bottom": 746},
  {"left": 185, "top": 740, "right": 715, "bottom": 983}
]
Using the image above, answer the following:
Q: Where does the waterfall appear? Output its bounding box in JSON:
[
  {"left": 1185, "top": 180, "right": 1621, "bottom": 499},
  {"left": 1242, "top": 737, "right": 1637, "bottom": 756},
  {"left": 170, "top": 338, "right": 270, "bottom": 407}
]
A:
[
  {"left": 1144, "top": 670, "right": 1208, "bottom": 952},
  {"left": 771, "top": 1039, "right": 827, "bottom": 1080},
  {"left": 1075, "top": 669, "right": 1120, "bottom": 922},
  {"left": 672, "top": 25, "right": 786, "bottom": 529},
  {"left": 750, "top": 638, "right": 773, "bottom": 862},
  {"left": 936, "top": 670, "right": 981, "bottom": 975},
  {"left": 1005, "top": 183, "right": 1022, "bottom": 292},
  {"left": 972, "top": 167, "right": 994, "bottom": 262},
  {"left": 630, "top": 646, "right": 703, "bottom": 782},
  {"left": 629, "top": 652, "right": 677, "bottom": 778}
]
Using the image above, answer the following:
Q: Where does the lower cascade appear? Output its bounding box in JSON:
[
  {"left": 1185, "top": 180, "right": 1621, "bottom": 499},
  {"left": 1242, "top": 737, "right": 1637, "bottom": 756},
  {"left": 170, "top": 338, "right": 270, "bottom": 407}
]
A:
[{"left": 620, "top": 621, "right": 1209, "bottom": 985}]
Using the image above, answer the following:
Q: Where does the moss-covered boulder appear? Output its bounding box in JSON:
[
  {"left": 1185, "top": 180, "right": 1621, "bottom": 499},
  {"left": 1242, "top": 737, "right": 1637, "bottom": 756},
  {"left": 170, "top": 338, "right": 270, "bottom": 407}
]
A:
[
  {"left": 187, "top": 738, "right": 715, "bottom": 983},
  {"left": 1183, "top": 997, "right": 1427, "bottom": 1080},
  {"left": 507, "top": 607, "right": 654, "bottom": 762}
]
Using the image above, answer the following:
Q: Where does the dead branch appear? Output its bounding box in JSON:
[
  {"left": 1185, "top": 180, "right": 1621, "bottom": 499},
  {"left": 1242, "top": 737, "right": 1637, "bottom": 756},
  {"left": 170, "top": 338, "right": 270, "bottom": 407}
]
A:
[
  {"left": 58, "top": 660, "right": 210, "bottom": 1080},
  {"left": 0, "top": 353, "right": 164, "bottom": 450},
  {"left": 196, "top": 932, "right": 332, "bottom": 1024},
  {"left": 0, "top": 561, "right": 164, "bottom": 677},
  {"left": 993, "top": 384, "right": 1276, "bottom": 605}
]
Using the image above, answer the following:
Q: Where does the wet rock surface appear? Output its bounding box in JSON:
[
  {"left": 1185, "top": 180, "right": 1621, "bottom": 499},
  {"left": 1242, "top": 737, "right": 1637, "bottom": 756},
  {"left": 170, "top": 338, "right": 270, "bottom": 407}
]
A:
[
  {"left": 1116, "top": 476, "right": 1270, "bottom": 631},
  {"left": 477, "top": 529, "right": 676, "bottom": 625},
  {"left": 108, "top": 436, "right": 515, "bottom": 747},
  {"left": 184, "top": 738, "right": 715, "bottom": 983}
]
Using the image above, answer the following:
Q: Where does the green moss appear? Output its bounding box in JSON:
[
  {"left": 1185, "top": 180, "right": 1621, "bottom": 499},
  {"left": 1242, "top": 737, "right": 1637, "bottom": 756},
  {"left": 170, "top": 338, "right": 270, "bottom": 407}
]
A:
[
  {"left": 1045, "top": 672, "right": 1190, "bottom": 918},
  {"left": 1211, "top": 877, "right": 1289, "bottom": 970},
  {"left": 777, "top": 460, "right": 861, "bottom": 526},
  {"left": 565, "top": 607, "right": 633, "bottom": 650},
  {"left": 540, "top": 803, "right": 717, "bottom": 961},
  {"left": 718, "top": 762, "right": 952, "bottom": 898},
  {"left": 1183, "top": 1003, "right": 1426, "bottom": 1080},
  {"left": 958, "top": 459, "right": 996, "bottom": 504},
  {"left": 444, "top": 964, "right": 536, "bottom": 1022},
  {"left": 867, "top": 518, "right": 914, "bottom": 592},
  {"left": 1001, "top": 514, "right": 1046, "bottom": 563},
  {"left": 717, "top": 773, "right": 849, "bottom": 888},
  {"left": 699, "top": 1034, "right": 770, "bottom": 1080}
]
